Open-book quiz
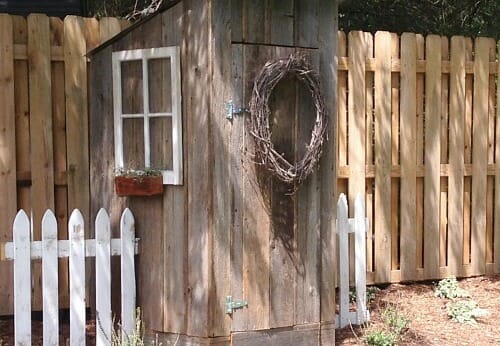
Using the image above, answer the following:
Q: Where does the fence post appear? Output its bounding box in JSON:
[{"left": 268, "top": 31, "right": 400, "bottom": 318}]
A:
[
  {"left": 42, "top": 210, "right": 59, "bottom": 346},
  {"left": 95, "top": 208, "right": 112, "bottom": 346},
  {"left": 69, "top": 209, "right": 86, "bottom": 346},
  {"left": 337, "top": 193, "right": 350, "bottom": 327},
  {"left": 13, "top": 210, "right": 31, "bottom": 345},
  {"left": 120, "top": 208, "right": 136, "bottom": 340}
]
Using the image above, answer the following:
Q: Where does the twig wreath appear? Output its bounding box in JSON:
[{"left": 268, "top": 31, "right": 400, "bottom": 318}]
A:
[{"left": 249, "top": 54, "right": 327, "bottom": 185}]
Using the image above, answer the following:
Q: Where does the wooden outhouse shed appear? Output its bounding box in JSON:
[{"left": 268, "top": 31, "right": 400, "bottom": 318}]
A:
[{"left": 89, "top": 0, "right": 338, "bottom": 344}]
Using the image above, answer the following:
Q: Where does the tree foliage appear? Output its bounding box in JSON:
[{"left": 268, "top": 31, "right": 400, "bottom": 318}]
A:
[{"left": 339, "top": 0, "right": 500, "bottom": 39}]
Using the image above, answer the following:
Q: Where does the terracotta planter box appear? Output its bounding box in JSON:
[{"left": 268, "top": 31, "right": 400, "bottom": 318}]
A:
[{"left": 114, "top": 175, "right": 164, "bottom": 197}]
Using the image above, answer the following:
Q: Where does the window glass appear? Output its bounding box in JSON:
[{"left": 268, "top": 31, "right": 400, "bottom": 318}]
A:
[
  {"left": 121, "top": 60, "right": 143, "bottom": 114},
  {"left": 122, "top": 118, "right": 145, "bottom": 169},
  {"left": 148, "top": 58, "right": 172, "bottom": 113},
  {"left": 150, "top": 117, "right": 173, "bottom": 170}
]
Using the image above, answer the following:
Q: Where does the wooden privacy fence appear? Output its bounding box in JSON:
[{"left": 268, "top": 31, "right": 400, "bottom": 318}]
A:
[
  {"left": 337, "top": 31, "right": 500, "bottom": 284},
  {"left": 0, "top": 13, "right": 129, "bottom": 315},
  {"left": 336, "top": 194, "right": 369, "bottom": 328},
  {"left": 4, "top": 208, "right": 138, "bottom": 346}
]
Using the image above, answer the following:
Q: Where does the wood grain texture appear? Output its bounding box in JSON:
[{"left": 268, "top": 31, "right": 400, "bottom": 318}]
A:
[
  {"left": 318, "top": 0, "right": 337, "bottom": 326},
  {"left": 495, "top": 38, "right": 500, "bottom": 273},
  {"left": 183, "top": 0, "right": 211, "bottom": 337},
  {"left": 399, "top": 33, "right": 417, "bottom": 280},
  {"left": 209, "top": 0, "right": 231, "bottom": 336},
  {"left": 424, "top": 35, "right": 441, "bottom": 279},
  {"left": 470, "top": 37, "right": 490, "bottom": 275},
  {"left": 374, "top": 31, "right": 392, "bottom": 283},
  {"left": 448, "top": 36, "right": 466, "bottom": 276},
  {"left": 28, "top": 13, "right": 54, "bottom": 311},
  {"left": 0, "top": 13, "right": 17, "bottom": 315}
]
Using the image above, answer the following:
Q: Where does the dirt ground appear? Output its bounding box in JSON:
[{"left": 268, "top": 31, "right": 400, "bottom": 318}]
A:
[
  {"left": 336, "top": 274, "right": 500, "bottom": 345},
  {"left": 1, "top": 275, "right": 499, "bottom": 345}
]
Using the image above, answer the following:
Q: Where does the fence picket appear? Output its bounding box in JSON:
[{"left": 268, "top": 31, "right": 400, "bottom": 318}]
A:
[
  {"left": 14, "top": 210, "right": 31, "bottom": 345},
  {"left": 69, "top": 209, "right": 86, "bottom": 346},
  {"left": 120, "top": 208, "right": 136, "bottom": 339},
  {"left": 96, "top": 209, "right": 112, "bottom": 346},
  {"left": 337, "top": 194, "right": 349, "bottom": 327},
  {"left": 354, "top": 195, "right": 367, "bottom": 323},
  {"left": 42, "top": 210, "right": 59, "bottom": 346}
]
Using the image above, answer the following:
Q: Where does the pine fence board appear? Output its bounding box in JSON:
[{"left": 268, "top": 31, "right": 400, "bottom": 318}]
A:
[
  {"left": 374, "top": 31, "right": 392, "bottom": 283},
  {"left": 424, "top": 35, "right": 441, "bottom": 279},
  {"left": 495, "top": 39, "right": 500, "bottom": 273},
  {"left": 448, "top": 36, "right": 466, "bottom": 276},
  {"left": 28, "top": 13, "right": 54, "bottom": 311},
  {"left": 470, "top": 37, "right": 490, "bottom": 275},
  {"left": 0, "top": 14, "right": 17, "bottom": 315},
  {"left": 399, "top": 33, "right": 417, "bottom": 280}
]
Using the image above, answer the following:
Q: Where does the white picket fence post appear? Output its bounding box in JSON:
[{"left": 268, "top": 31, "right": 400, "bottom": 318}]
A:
[
  {"left": 5, "top": 208, "right": 138, "bottom": 346},
  {"left": 335, "top": 193, "right": 370, "bottom": 328}
]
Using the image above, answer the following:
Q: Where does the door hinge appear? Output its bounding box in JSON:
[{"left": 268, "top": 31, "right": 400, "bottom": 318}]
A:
[
  {"left": 225, "top": 295, "right": 248, "bottom": 314},
  {"left": 225, "top": 100, "right": 249, "bottom": 120}
]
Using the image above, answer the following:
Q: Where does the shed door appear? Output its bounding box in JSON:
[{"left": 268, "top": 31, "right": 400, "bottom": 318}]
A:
[{"left": 229, "top": 44, "right": 322, "bottom": 333}]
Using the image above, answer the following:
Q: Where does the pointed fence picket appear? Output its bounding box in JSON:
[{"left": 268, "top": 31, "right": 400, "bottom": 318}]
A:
[
  {"left": 336, "top": 193, "right": 370, "bottom": 328},
  {"left": 5, "top": 208, "right": 139, "bottom": 346}
]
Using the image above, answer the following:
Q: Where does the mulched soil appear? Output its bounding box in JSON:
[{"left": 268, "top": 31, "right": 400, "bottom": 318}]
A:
[
  {"left": 1, "top": 275, "right": 499, "bottom": 345},
  {"left": 336, "top": 274, "right": 500, "bottom": 345}
]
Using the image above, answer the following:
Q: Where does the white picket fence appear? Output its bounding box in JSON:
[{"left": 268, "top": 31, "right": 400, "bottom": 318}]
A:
[
  {"left": 4, "top": 208, "right": 139, "bottom": 346},
  {"left": 335, "top": 193, "right": 370, "bottom": 328}
]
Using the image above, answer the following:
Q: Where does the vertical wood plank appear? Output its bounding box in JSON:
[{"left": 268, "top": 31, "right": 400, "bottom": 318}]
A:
[
  {"left": 241, "top": 44, "right": 271, "bottom": 331},
  {"left": 495, "top": 39, "right": 500, "bottom": 273},
  {"left": 95, "top": 209, "right": 111, "bottom": 346},
  {"left": 448, "top": 36, "right": 466, "bottom": 276},
  {"left": 121, "top": 208, "right": 136, "bottom": 339},
  {"left": 230, "top": 44, "right": 246, "bottom": 332},
  {"left": 184, "top": 0, "right": 211, "bottom": 336},
  {"left": 294, "top": 0, "right": 319, "bottom": 48},
  {"left": 400, "top": 32, "right": 417, "bottom": 280},
  {"left": 42, "top": 210, "right": 59, "bottom": 346},
  {"left": 28, "top": 13, "right": 54, "bottom": 311},
  {"left": 242, "top": 0, "right": 265, "bottom": 44},
  {"left": 64, "top": 15, "right": 90, "bottom": 228},
  {"left": 348, "top": 31, "right": 366, "bottom": 211},
  {"left": 99, "top": 17, "right": 121, "bottom": 43},
  {"left": 14, "top": 210, "right": 31, "bottom": 345},
  {"left": 50, "top": 15, "right": 70, "bottom": 310},
  {"left": 318, "top": 1, "right": 337, "bottom": 336},
  {"left": 0, "top": 13, "right": 17, "bottom": 316},
  {"left": 470, "top": 37, "right": 490, "bottom": 275},
  {"left": 415, "top": 34, "right": 425, "bottom": 270},
  {"left": 390, "top": 33, "right": 400, "bottom": 271},
  {"left": 374, "top": 31, "right": 392, "bottom": 283},
  {"left": 337, "top": 31, "right": 347, "bottom": 170},
  {"left": 268, "top": 0, "right": 294, "bottom": 46},
  {"left": 354, "top": 195, "right": 367, "bottom": 323},
  {"left": 209, "top": 0, "right": 232, "bottom": 336},
  {"left": 13, "top": 15, "right": 31, "bottom": 228},
  {"left": 424, "top": 35, "right": 441, "bottom": 279},
  {"left": 69, "top": 209, "right": 86, "bottom": 346}
]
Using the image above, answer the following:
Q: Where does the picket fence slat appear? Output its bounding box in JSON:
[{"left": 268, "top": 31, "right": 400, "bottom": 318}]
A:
[
  {"left": 7, "top": 208, "right": 138, "bottom": 345},
  {"left": 42, "top": 210, "right": 59, "bottom": 346},
  {"left": 13, "top": 210, "right": 31, "bottom": 345},
  {"left": 121, "top": 208, "right": 136, "bottom": 339},
  {"left": 96, "top": 209, "right": 112, "bottom": 346},
  {"left": 336, "top": 194, "right": 369, "bottom": 328}
]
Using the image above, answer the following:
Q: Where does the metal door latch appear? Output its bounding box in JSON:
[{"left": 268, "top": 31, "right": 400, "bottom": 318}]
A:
[
  {"left": 225, "top": 100, "right": 249, "bottom": 120},
  {"left": 225, "top": 295, "right": 248, "bottom": 314}
]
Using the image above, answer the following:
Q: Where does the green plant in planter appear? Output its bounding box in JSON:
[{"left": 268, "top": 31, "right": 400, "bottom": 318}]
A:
[{"left": 115, "top": 168, "right": 163, "bottom": 177}]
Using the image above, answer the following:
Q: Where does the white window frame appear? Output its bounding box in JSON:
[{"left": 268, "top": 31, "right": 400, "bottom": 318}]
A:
[{"left": 112, "top": 46, "right": 183, "bottom": 185}]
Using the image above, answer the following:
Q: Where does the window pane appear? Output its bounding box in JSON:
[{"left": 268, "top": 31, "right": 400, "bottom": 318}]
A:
[
  {"left": 148, "top": 58, "right": 172, "bottom": 113},
  {"left": 123, "top": 118, "right": 145, "bottom": 169},
  {"left": 121, "top": 60, "right": 143, "bottom": 114},
  {"left": 150, "top": 117, "right": 173, "bottom": 170}
]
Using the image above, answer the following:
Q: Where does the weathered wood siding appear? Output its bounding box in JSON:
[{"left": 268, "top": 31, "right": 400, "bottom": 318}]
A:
[{"left": 90, "top": 0, "right": 337, "bottom": 342}]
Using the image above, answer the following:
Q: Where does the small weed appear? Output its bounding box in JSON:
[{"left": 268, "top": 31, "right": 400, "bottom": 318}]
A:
[
  {"left": 349, "top": 286, "right": 381, "bottom": 304},
  {"left": 382, "top": 307, "right": 409, "bottom": 335},
  {"left": 435, "top": 277, "right": 470, "bottom": 299},
  {"left": 364, "top": 329, "right": 397, "bottom": 346},
  {"left": 446, "top": 300, "right": 488, "bottom": 325}
]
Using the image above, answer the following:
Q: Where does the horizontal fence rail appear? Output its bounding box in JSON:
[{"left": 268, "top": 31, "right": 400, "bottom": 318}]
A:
[
  {"left": 4, "top": 208, "right": 139, "bottom": 346},
  {"left": 337, "top": 31, "right": 500, "bottom": 284}
]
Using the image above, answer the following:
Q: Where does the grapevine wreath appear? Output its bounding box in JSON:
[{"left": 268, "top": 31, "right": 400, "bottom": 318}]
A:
[{"left": 249, "top": 54, "right": 327, "bottom": 185}]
